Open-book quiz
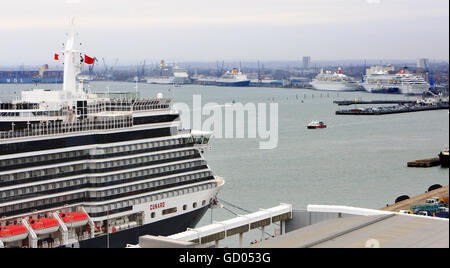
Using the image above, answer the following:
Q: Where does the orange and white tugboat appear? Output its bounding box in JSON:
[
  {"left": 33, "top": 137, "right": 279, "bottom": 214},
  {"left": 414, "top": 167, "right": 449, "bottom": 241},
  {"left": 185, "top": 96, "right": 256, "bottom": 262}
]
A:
[{"left": 307, "top": 121, "right": 327, "bottom": 129}]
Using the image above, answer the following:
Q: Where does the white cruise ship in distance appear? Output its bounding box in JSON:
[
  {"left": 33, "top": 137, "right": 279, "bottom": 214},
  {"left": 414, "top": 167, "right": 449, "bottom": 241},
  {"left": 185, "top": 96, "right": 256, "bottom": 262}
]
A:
[
  {"left": 145, "top": 61, "right": 190, "bottom": 85},
  {"left": 361, "top": 65, "right": 431, "bottom": 95},
  {"left": 310, "top": 68, "right": 361, "bottom": 91},
  {"left": 0, "top": 19, "right": 224, "bottom": 248}
]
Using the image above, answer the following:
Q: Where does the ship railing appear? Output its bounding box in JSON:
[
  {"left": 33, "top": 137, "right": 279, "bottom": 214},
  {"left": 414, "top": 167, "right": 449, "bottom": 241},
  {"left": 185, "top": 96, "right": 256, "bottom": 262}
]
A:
[
  {"left": 0, "top": 115, "right": 134, "bottom": 140},
  {"left": 0, "top": 102, "right": 40, "bottom": 110},
  {"left": 86, "top": 98, "right": 173, "bottom": 114}
]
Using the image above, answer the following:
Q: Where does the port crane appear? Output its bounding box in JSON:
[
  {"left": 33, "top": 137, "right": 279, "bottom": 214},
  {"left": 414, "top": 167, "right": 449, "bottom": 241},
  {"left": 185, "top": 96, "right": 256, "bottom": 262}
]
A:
[
  {"left": 101, "top": 58, "right": 119, "bottom": 80},
  {"left": 216, "top": 60, "right": 225, "bottom": 78}
]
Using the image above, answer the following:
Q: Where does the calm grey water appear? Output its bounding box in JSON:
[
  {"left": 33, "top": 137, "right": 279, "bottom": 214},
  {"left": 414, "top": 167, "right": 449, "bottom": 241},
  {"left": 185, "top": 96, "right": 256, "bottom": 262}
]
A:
[{"left": 2, "top": 82, "right": 449, "bottom": 246}]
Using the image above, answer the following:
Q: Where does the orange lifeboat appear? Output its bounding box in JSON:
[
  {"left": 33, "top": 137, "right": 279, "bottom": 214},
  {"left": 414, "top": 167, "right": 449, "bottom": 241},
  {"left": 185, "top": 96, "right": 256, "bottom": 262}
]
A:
[
  {"left": 29, "top": 218, "right": 60, "bottom": 235},
  {"left": 59, "top": 212, "right": 89, "bottom": 228},
  {"left": 0, "top": 225, "right": 29, "bottom": 243}
]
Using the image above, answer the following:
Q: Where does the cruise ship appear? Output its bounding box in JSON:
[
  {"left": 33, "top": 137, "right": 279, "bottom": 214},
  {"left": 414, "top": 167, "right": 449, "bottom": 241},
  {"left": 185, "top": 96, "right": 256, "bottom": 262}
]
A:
[
  {"left": 145, "top": 61, "right": 190, "bottom": 85},
  {"left": 216, "top": 68, "right": 250, "bottom": 87},
  {"left": 310, "top": 68, "right": 361, "bottom": 91},
  {"left": 361, "top": 65, "right": 430, "bottom": 95},
  {"left": 0, "top": 21, "right": 224, "bottom": 248}
]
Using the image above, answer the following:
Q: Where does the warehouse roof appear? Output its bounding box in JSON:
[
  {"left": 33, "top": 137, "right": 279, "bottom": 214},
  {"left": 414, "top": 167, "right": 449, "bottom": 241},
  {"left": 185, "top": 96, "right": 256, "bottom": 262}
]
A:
[{"left": 250, "top": 213, "right": 449, "bottom": 248}]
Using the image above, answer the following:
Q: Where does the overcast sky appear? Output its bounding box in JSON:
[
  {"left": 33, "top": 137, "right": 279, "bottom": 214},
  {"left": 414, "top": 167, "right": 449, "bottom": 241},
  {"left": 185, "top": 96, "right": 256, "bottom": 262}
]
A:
[{"left": 0, "top": 0, "right": 448, "bottom": 65}]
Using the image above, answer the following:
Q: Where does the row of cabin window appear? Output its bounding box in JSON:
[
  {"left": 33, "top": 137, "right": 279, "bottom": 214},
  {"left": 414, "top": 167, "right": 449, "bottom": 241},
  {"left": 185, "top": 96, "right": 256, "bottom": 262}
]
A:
[
  {"left": 90, "top": 149, "right": 196, "bottom": 170},
  {"left": 0, "top": 192, "right": 85, "bottom": 214},
  {"left": 90, "top": 160, "right": 206, "bottom": 185},
  {"left": 89, "top": 171, "right": 212, "bottom": 198},
  {"left": 101, "top": 138, "right": 187, "bottom": 155},
  {"left": 0, "top": 137, "right": 189, "bottom": 168},
  {"left": 0, "top": 150, "right": 199, "bottom": 183},
  {"left": 85, "top": 182, "right": 216, "bottom": 214},
  {"left": 0, "top": 164, "right": 87, "bottom": 182},
  {"left": 0, "top": 181, "right": 216, "bottom": 216},
  {"left": 0, "top": 177, "right": 88, "bottom": 199},
  {"left": 0, "top": 163, "right": 210, "bottom": 201},
  {"left": 0, "top": 150, "right": 86, "bottom": 167}
]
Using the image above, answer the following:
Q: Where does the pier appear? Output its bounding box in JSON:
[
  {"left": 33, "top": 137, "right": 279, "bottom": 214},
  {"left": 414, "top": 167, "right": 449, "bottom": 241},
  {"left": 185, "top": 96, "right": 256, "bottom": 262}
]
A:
[
  {"left": 336, "top": 101, "right": 449, "bottom": 115},
  {"left": 334, "top": 100, "right": 417, "bottom": 106},
  {"left": 381, "top": 185, "right": 449, "bottom": 212},
  {"left": 407, "top": 158, "right": 441, "bottom": 168}
]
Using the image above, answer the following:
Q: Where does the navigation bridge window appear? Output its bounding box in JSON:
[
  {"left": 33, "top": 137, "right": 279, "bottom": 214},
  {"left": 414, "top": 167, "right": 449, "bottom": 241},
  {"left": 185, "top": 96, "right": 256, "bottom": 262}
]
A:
[{"left": 189, "top": 131, "right": 212, "bottom": 146}]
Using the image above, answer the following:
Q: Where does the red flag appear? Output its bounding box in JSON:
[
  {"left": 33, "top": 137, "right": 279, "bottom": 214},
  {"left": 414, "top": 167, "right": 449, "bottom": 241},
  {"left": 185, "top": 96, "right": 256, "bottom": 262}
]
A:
[
  {"left": 54, "top": 54, "right": 59, "bottom": 60},
  {"left": 84, "top": 55, "right": 95, "bottom": 65}
]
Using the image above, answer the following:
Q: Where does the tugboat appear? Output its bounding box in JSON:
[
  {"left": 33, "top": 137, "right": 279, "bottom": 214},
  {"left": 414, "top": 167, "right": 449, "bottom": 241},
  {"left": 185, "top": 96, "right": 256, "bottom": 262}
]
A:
[
  {"left": 307, "top": 121, "right": 327, "bottom": 129},
  {"left": 439, "top": 149, "right": 449, "bottom": 168}
]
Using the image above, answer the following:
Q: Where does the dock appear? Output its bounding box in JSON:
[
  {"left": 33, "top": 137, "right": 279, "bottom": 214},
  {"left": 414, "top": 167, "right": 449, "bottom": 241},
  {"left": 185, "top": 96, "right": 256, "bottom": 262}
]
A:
[
  {"left": 407, "top": 157, "right": 441, "bottom": 168},
  {"left": 336, "top": 102, "right": 449, "bottom": 115},
  {"left": 381, "top": 185, "right": 449, "bottom": 212},
  {"left": 334, "top": 100, "right": 417, "bottom": 106}
]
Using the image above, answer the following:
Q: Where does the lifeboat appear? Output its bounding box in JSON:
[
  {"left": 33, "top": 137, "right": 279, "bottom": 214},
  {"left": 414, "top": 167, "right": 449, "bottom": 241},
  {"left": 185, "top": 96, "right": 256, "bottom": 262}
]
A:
[
  {"left": 307, "top": 121, "right": 327, "bottom": 129},
  {"left": 28, "top": 218, "right": 60, "bottom": 235},
  {"left": 59, "top": 212, "right": 89, "bottom": 228},
  {"left": 0, "top": 225, "right": 29, "bottom": 243}
]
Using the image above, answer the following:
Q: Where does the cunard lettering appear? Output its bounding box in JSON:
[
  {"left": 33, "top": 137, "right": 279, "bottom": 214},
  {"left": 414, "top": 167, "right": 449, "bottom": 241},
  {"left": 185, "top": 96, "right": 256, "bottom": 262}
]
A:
[{"left": 149, "top": 202, "right": 166, "bottom": 210}]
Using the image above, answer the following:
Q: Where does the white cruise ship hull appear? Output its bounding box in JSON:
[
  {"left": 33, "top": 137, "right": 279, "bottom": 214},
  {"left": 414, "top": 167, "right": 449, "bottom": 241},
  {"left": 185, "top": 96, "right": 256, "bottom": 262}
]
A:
[
  {"left": 310, "top": 80, "right": 361, "bottom": 92},
  {"left": 361, "top": 83, "right": 401, "bottom": 94},
  {"left": 399, "top": 84, "right": 431, "bottom": 95},
  {"left": 362, "top": 83, "right": 430, "bottom": 95},
  {"left": 146, "top": 77, "right": 175, "bottom": 84}
]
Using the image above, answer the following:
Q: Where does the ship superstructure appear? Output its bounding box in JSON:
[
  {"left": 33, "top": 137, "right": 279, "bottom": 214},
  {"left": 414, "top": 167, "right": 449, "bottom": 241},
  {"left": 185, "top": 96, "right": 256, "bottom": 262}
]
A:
[
  {"left": 310, "top": 68, "right": 361, "bottom": 91},
  {"left": 0, "top": 20, "right": 223, "bottom": 248}
]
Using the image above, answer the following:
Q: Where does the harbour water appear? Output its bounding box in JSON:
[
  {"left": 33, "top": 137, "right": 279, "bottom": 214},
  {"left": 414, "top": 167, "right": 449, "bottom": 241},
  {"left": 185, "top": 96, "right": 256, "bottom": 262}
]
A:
[{"left": 1, "top": 82, "right": 449, "bottom": 246}]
